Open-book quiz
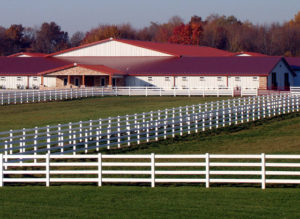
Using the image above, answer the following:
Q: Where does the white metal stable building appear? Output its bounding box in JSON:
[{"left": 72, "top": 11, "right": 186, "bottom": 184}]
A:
[{"left": 0, "top": 38, "right": 297, "bottom": 90}]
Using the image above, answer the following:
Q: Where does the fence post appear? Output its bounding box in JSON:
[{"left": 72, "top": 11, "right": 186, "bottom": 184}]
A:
[
  {"left": 261, "top": 153, "right": 266, "bottom": 190},
  {"left": 98, "top": 153, "right": 102, "bottom": 187},
  {"left": 20, "top": 92, "right": 23, "bottom": 104},
  {"left": 205, "top": 153, "right": 210, "bottom": 188},
  {"left": 151, "top": 153, "right": 155, "bottom": 188},
  {"left": 164, "top": 109, "right": 168, "bottom": 139},
  {"left": 137, "top": 123, "right": 140, "bottom": 145},
  {"left": 4, "top": 141, "right": 7, "bottom": 169},
  {"left": 107, "top": 117, "right": 111, "bottom": 150},
  {"left": 46, "top": 125, "right": 50, "bottom": 153},
  {"left": 155, "top": 121, "right": 158, "bottom": 141},
  {"left": 34, "top": 127, "right": 38, "bottom": 162},
  {"left": 85, "top": 129, "right": 88, "bottom": 153},
  {"left": 117, "top": 116, "right": 121, "bottom": 148},
  {"left": 73, "top": 131, "right": 76, "bottom": 155},
  {"left": 0, "top": 153, "right": 3, "bottom": 187},
  {"left": 9, "top": 130, "right": 13, "bottom": 155},
  {"left": 146, "top": 121, "right": 150, "bottom": 142},
  {"left": 126, "top": 115, "right": 130, "bottom": 146},
  {"left": 172, "top": 108, "right": 175, "bottom": 137},
  {"left": 46, "top": 153, "right": 50, "bottom": 187}
]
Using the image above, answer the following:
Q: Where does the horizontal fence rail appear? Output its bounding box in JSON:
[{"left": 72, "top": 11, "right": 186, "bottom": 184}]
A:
[
  {"left": 1, "top": 153, "right": 300, "bottom": 188},
  {"left": 0, "top": 94, "right": 299, "bottom": 157},
  {"left": 0, "top": 87, "right": 260, "bottom": 105},
  {"left": 291, "top": 86, "right": 300, "bottom": 95}
]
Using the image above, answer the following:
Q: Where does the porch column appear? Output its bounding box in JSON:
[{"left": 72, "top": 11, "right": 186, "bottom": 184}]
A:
[
  {"left": 108, "top": 75, "right": 112, "bottom": 87},
  {"left": 41, "top": 76, "right": 44, "bottom": 86},
  {"left": 67, "top": 75, "right": 71, "bottom": 86},
  {"left": 82, "top": 75, "right": 85, "bottom": 87}
]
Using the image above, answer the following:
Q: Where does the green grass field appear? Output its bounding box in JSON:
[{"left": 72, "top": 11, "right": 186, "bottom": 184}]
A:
[
  {"left": 1, "top": 187, "right": 300, "bottom": 218},
  {"left": 1, "top": 96, "right": 300, "bottom": 218}
]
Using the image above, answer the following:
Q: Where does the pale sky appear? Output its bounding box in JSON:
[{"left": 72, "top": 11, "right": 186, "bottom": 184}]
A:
[{"left": 0, "top": 0, "right": 299, "bottom": 35}]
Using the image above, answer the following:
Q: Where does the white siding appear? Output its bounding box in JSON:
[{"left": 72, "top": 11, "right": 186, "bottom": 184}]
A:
[
  {"left": 267, "top": 60, "right": 294, "bottom": 90},
  {"left": 228, "top": 76, "right": 259, "bottom": 89},
  {"left": 0, "top": 76, "right": 28, "bottom": 89},
  {"left": 44, "top": 76, "right": 56, "bottom": 88},
  {"left": 56, "top": 41, "right": 172, "bottom": 57},
  {"left": 28, "top": 76, "right": 41, "bottom": 88},
  {"left": 126, "top": 76, "right": 174, "bottom": 87},
  {"left": 176, "top": 76, "right": 227, "bottom": 88},
  {"left": 125, "top": 76, "right": 260, "bottom": 89},
  {"left": 0, "top": 76, "right": 56, "bottom": 89}
]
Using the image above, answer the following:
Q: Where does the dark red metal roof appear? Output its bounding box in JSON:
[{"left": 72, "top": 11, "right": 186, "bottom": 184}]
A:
[
  {"left": 48, "top": 38, "right": 234, "bottom": 57},
  {"left": 286, "top": 57, "right": 300, "bottom": 70},
  {"left": 0, "top": 56, "right": 291, "bottom": 77},
  {"left": 55, "top": 56, "right": 286, "bottom": 76},
  {"left": 0, "top": 57, "right": 69, "bottom": 76},
  {"left": 234, "top": 51, "right": 268, "bottom": 57}
]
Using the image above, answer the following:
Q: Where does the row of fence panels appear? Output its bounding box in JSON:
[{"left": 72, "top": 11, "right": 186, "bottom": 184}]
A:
[
  {"left": 0, "top": 94, "right": 299, "bottom": 157},
  {"left": 1, "top": 153, "right": 300, "bottom": 188},
  {"left": 0, "top": 87, "right": 262, "bottom": 105}
]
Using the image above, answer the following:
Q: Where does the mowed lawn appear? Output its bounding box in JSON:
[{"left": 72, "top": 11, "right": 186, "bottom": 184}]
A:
[
  {"left": 0, "top": 96, "right": 227, "bottom": 131},
  {"left": 1, "top": 186, "right": 300, "bottom": 218}
]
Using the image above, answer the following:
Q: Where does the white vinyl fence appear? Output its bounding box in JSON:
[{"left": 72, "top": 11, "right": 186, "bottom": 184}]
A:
[
  {"left": 1, "top": 153, "right": 300, "bottom": 188},
  {"left": 0, "top": 87, "right": 258, "bottom": 105},
  {"left": 0, "top": 95, "right": 299, "bottom": 157},
  {"left": 291, "top": 86, "right": 300, "bottom": 95}
]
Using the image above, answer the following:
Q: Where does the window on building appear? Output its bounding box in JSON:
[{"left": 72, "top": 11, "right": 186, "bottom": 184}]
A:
[
  {"left": 165, "top": 77, "right": 170, "bottom": 81},
  {"left": 235, "top": 77, "right": 241, "bottom": 81},
  {"left": 253, "top": 76, "right": 258, "bottom": 81},
  {"left": 101, "top": 78, "right": 105, "bottom": 86},
  {"left": 200, "top": 76, "right": 205, "bottom": 81},
  {"left": 33, "top": 77, "right": 38, "bottom": 81},
  {"left": 112, "top": 78, "right": 117, "bottom": 86},
  {"left": 17, "top": 77, "right": 22, "bottom": 81},
  {"left": 217, "top": 76, "right": 223, "bottom": 81},
  {"left": 182, "top": 77, "right": 187, "bottom": 81},
  {"left": 148, "top": 77, "right": 153, "bottom": 81},
  {"left": 75, "top": 78, "right": 80, "bottom": 86},
  {"left": 63, "top": 78, "right": 68, "bottom": 86},
  {"left": 0, "top": 77, "right": 5, "bottom": 81}
]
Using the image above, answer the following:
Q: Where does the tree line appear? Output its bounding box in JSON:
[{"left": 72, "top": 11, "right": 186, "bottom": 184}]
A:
[{"left": 0, "top": 12, "right": 299, "bottom": 56}]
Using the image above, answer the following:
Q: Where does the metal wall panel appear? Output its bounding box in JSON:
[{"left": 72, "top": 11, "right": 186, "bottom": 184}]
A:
[{"left": 56, "top": 41, "right": 171, "bottom": 57}]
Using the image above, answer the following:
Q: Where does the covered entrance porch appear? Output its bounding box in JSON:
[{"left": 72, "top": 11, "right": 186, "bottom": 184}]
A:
[{"left": 39, "top": 63, "right": 125, "bottom": 89}]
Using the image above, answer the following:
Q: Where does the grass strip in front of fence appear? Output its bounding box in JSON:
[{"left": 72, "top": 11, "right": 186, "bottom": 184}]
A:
[{"left": 1, "top": 186, "right": 300, "bottom": 218}]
